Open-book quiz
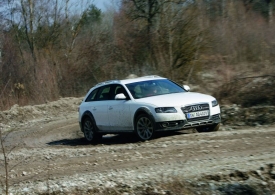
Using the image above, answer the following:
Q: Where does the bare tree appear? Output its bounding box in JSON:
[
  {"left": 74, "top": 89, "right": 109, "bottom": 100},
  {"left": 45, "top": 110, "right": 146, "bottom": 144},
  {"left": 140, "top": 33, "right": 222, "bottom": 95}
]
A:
[
  {"left": 121, "top": 0, "right": 173, "bottom": 68},
  {"left": 151, "top": 0, "right": 204, "bottom": 80}
]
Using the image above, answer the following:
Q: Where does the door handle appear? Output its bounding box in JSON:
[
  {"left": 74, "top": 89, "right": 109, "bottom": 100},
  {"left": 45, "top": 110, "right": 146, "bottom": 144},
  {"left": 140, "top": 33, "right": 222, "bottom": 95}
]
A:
[
  {"left": 109, "top": 106, "right": 113, "bottom": 110},
  {"left": 92, "top": 107, "right": 96, "bottom": 111}
]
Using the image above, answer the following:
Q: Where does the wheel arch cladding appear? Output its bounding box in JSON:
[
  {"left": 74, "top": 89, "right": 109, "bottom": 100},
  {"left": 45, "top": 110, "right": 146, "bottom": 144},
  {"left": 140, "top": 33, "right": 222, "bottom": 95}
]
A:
[
  {"left": 134, "top": 107, "right": 154, "bottom": 124},
  {"left": 81, "top": 111, "right": 95, "bottom": 130}
]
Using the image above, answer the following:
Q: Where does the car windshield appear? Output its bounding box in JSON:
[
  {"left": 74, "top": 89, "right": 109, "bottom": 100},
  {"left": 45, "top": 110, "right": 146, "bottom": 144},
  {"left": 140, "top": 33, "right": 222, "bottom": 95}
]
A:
[{"left": 125, "top": 79, "right": 186, "bottom": 99}]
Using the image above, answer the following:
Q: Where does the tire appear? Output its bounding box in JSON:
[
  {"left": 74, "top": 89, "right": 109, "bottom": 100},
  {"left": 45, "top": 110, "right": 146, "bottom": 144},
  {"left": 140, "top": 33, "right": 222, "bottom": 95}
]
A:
[
  {"left": 82, "top": 117, "right": 101, "bottom": 142},
  {"left": 196, "top": 123, "right": 220, "bottom": 133},
  {"left": 135, "top": 114, "right": 155, "bottom": 141}
]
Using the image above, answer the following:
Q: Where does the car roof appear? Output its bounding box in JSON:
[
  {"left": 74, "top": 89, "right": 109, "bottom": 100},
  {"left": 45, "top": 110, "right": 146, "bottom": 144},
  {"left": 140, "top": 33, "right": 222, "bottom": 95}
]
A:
[
  {"left": 94, "top": 75, "right": 166, "bottom": 88},
  {"left": 84, "top": 75, "right": 167, "bottom": 98},
  {"left": 120, "top": 75, "right": 165, "bottom": 84}
]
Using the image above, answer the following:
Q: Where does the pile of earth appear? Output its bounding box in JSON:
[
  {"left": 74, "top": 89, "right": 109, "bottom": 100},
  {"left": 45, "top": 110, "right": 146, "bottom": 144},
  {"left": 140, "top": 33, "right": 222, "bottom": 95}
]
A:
[{"left": 0, "top": 97, "right": 82, "bottom": 132}]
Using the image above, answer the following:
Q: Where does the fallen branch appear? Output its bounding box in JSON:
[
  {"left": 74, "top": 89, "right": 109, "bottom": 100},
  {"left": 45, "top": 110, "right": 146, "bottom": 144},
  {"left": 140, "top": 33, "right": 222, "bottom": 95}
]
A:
[{"left": 0, "top": 129, "right": 9, "bottom": 195}]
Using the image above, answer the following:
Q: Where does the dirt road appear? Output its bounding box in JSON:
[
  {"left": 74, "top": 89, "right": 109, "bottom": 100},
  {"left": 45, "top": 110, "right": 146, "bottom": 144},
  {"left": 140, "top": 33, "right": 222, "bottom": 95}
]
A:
[{"left": 1, "top": 110, "right": 275, "bottom": 194}]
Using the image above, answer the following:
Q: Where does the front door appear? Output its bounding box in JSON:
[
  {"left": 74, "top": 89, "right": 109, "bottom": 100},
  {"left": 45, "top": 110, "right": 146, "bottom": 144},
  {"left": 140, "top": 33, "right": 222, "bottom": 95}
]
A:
[{"left": 107, "top": 85, "right": 132, "bottom": 131}]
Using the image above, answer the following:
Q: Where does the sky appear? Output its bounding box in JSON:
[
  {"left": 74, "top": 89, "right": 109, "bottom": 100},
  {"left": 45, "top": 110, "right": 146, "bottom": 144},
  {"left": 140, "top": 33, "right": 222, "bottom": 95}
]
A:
[
  {"left": 69, "top": 0, "right": 120, "bottom": 15},
  {"left": 92, "top": 0, "right": 120, "bottom": 11},
  {"left": 94, "top": 0, "right": 109, "bottom": 10}
]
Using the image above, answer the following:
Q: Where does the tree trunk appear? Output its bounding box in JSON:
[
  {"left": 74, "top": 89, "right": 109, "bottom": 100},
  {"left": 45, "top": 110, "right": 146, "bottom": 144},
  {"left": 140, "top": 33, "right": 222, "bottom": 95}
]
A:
[
  {"left": 20, "top": 0, "right": 37, "bottom": 79},
  {"left": 268, "top": 0, "right": 274, "bottom": 24}
]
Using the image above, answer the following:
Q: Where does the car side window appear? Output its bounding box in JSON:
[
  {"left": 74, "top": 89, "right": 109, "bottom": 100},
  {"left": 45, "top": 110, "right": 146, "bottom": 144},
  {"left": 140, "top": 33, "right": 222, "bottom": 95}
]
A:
[
  {"left": 96, "top": 85, "right": 111, "bottom": 101},
  {"left": 85, "top": 88, "right": 99, "bottom": 102},
  {"left": 110, "top": 85, "right": 129, "bottom": 100}
]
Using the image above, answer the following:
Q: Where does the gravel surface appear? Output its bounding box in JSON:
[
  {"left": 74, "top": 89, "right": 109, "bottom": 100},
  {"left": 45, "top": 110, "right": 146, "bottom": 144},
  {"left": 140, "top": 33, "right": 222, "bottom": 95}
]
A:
[{"left": 0, "top": 98, "right": 275, "bottom": 194}]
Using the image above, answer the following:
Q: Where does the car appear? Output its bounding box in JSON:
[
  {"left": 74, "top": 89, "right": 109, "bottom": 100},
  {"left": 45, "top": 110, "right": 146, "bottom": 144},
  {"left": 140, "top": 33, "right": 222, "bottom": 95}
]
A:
[{"left": 78, "top": 75, "right": 221, "bottom": 142}]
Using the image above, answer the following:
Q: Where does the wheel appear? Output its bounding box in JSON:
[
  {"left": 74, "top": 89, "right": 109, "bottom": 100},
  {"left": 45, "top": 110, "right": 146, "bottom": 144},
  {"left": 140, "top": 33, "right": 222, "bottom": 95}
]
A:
[
  {"left": 135, "top": 114, "right": 155, "bottom": 141},
  {"left": 196, "top": 123, "right": 220, "bottom": 133},
  {"left": 83, "top": 117, "right": 101, "bottom": 142}
]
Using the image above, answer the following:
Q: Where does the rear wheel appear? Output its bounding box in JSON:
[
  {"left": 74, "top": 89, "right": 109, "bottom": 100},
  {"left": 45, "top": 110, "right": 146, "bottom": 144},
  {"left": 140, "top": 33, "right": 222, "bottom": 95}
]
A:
[
  {"left": 135, "top": 114, "right": 155, "bottom": 141},
  {"left": 83, "top": 117, "right": 101, "bottom": 142},
  {"left": 196, "top": 123, "right": 220, "bottom": 133}
]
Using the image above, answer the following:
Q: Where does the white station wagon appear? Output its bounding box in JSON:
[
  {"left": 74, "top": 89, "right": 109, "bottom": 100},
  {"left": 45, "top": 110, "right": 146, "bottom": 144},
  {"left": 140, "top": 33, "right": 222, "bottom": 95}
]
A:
[{"left": 78, "top": 75, "right": 221, "bottom": 142}]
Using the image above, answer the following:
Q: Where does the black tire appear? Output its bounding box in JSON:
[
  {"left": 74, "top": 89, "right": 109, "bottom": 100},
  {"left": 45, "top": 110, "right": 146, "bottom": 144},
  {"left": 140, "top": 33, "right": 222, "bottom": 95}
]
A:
[
  {"left": 82, "top": 117, "right": 101, "bottom": 142},
  {"left": 196, "top": 123, "right": 220, "bottom": 133},
  {"left": 135, "top": 114, "right": 155, "bottom": 141}
]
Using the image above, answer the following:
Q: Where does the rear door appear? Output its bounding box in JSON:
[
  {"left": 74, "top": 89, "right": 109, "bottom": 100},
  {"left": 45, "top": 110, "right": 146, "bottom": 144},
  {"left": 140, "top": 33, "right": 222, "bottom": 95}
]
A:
[{"left": 91, "top": 85, "right": 111, "bottom": 131}]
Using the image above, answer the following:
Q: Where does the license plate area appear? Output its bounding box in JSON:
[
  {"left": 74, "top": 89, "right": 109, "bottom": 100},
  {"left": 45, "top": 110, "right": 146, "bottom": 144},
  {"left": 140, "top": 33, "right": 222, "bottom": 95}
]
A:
[{"left": 187, "top": 110, "right": 209, "bottom": 119}]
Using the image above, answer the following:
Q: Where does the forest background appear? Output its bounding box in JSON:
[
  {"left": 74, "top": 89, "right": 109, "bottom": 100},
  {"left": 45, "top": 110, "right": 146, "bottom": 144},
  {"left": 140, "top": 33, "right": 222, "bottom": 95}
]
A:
[{"left": 0, "top": 0, "right": 274, "bottom": 111}]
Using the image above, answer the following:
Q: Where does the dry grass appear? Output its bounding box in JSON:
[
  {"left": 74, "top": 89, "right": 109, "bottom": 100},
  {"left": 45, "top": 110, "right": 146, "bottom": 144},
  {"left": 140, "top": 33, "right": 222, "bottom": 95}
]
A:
[{"left": 213, "top": 75, "right": 275, "bottom": 107}]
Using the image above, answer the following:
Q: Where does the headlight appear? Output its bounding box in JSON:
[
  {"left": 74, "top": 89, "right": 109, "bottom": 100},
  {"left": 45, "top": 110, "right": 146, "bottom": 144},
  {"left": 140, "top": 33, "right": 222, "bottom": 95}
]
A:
[
  {"left": 155, "top": 107, "right": 177, "bottom": 113},
  {"left": 212, "top": 99, "right": 218, "bottom": 107}
]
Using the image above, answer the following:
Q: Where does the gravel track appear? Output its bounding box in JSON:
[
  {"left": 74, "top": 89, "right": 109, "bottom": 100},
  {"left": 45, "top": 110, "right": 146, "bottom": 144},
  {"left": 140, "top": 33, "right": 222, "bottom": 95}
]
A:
[{"left": 1, "top": 99, "right": 275, "bottom": 194}]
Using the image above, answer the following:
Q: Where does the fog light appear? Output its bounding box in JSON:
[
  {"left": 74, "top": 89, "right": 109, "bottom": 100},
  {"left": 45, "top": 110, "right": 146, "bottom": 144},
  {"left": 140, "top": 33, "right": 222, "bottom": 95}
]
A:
[{"left": 162, "top": 122, "right": 169, "bottom": 128}]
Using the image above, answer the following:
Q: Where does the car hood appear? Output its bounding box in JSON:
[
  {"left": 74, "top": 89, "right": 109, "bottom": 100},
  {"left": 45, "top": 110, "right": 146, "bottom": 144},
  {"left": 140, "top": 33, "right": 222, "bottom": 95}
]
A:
[{"left": 134, "top": 92, "right": 215, "bottom": 107}]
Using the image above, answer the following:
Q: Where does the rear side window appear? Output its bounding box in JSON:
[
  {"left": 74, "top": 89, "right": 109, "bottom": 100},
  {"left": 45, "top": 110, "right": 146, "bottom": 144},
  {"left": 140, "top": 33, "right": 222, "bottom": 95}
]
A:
[
  {"left": 96, "top": 85, "right": 111, "bottom": 101},
  {"left": 85, "top": 88, "right": 99, "bottom": 102}
]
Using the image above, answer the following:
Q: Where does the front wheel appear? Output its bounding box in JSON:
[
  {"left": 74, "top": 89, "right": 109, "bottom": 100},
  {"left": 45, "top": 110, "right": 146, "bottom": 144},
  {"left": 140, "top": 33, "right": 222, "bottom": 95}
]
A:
[
  {"left": 83, "top": 117, "right": 101, "bottom": 142},
  {"left": 135, "top": 114, "right": 155, "bottom": 141},
  {"left": 196, "top": 123, "right": 220, "bottom": 133}
]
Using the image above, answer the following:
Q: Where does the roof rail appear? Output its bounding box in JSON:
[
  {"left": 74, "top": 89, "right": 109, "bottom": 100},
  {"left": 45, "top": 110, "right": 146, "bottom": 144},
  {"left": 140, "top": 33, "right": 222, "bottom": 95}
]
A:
[
  {"left": 95, "top": 80, "right": 120, "bottom": 87},
  {"left": 141, "top": 75, "right": 162, "bottom": 78}
]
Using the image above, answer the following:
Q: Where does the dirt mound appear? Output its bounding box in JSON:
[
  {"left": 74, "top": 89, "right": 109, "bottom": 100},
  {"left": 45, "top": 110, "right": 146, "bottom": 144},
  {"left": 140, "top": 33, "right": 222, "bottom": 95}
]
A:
[{"left": 0, "top": 97, "right": 82, "bottom": 132}]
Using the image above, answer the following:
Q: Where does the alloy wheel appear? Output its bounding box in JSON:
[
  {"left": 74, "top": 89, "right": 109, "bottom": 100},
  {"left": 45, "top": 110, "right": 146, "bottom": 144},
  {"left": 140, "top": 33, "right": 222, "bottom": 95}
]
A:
[
  {"left": 136, "top": 115, "right": 154, "bottom": 141},
  {"left": 83, "top": 119, "right": 94, "bottom": 142}
]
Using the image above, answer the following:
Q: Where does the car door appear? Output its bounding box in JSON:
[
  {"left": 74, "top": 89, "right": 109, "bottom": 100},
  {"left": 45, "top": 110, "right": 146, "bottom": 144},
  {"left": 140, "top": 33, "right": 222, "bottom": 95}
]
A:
[
  {"left": 107, "top": 84, "right": 132, "bottom": 131},
  {"left": 91, "top": 85, "right": 111, "bottom": 131}
]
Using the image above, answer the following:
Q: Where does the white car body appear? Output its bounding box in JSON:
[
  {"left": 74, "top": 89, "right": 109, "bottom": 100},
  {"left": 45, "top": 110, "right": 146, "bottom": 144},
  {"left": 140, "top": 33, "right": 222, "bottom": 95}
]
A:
[{"left": 78, "top": 75, "right": 221, "bottom": 141}]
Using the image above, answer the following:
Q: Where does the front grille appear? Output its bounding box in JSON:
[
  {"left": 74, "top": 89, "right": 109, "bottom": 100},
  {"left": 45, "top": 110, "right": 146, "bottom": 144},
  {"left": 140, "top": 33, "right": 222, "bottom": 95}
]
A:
[
  {"left": 181, "top": 103, "right": 210, "bottom": 122},
  {"left": 181, "top": 103, "right": 209, "bottom": 113}
]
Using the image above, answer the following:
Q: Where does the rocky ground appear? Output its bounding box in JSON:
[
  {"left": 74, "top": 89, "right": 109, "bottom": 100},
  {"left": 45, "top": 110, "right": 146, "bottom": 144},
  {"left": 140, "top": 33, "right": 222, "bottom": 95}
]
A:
[{"left": 0, "top": 97, "right": 275, "bottom": 194}]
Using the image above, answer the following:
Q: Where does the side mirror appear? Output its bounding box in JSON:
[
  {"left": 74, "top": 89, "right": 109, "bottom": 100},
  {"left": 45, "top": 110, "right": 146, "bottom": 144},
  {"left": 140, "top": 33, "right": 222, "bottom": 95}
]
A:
[
  {"left": 115, "top": 93, "right": 127, "bottom": 100},
  {"left": 183, "top": 85, "right": 190, "bottom": 92}
]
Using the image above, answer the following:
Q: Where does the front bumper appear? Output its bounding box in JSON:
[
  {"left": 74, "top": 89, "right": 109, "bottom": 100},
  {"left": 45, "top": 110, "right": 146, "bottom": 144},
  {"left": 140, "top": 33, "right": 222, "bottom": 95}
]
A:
[{"left": 155, "top": 114, "right": 221, "bottom": 131}]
